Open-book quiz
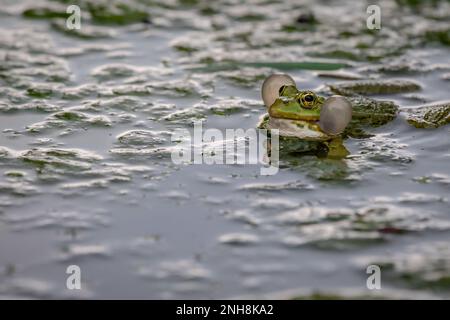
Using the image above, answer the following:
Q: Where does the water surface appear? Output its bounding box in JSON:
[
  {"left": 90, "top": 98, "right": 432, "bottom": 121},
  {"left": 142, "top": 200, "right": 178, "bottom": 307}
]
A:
[{"left": 0, "top": 0, "right": 449, "bottom": 299}]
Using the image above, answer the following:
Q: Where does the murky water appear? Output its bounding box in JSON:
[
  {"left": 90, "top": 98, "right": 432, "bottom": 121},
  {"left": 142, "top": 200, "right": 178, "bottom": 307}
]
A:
[{"left": 0, "top": 0, "right": 449, "bottom": 299}]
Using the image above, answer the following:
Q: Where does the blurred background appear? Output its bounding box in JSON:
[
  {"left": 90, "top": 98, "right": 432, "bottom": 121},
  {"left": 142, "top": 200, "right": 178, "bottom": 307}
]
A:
[{"left": 0, "top": 0, "right": 449, "bottom": 299}]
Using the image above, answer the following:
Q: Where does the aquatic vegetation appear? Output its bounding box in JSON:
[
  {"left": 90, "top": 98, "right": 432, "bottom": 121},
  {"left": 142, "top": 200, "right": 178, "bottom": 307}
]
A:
[
  {"left": 329, "top": 79, "right": 421, "bottom": 96},
  {"left": 61, "top": 84, "right": 101, "bottom": 100},
  {"left": 0, "top": 101, "right": 62, "bottom": 113},
  {"left": 405, "top": 101, "right": 450, "bottom": 128},
  {"left": 23, "top": 0, "right": 149, "bottom": 25},
  {"left": 20, "top": 148, "right": 102, "bottom": 171},
  {"left": 356, "top": 134, "right": 414, "bottom": 165},
  {"left": 116, "top": 130, "right": 170, "bottom": 146},
  {"left": 22, "top": 3, "right": 71, "bottom": 20},
  {"left": 162, "top": 98, "right": 260, "bottom": 124},
  {"left": 26, "top": 111, "right": 112, "bottom": 133},
  {"left": 85, "top": 1, "right": 149, "bottom": 25}
]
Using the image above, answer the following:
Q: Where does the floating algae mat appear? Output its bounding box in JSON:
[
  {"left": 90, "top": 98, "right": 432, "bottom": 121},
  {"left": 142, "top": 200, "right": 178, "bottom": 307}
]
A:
[{"left": 0, "top": 0, "right": 449, "bottom": 299}]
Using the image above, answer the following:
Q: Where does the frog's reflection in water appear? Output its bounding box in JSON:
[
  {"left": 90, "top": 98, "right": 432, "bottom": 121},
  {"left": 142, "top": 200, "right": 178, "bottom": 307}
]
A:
[{"left": 265, "top": 136, "right": 352, "bottom": 180}]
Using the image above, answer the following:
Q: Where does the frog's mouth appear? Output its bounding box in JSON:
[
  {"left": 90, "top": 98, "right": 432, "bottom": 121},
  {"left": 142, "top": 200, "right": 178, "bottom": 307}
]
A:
[{"left": 268, "top": 117, "right": 331, "bottom": 140}]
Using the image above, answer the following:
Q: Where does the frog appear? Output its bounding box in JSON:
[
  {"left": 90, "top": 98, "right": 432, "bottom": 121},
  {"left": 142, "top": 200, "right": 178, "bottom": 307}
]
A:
[{"left": 258, "top": 74, "right": 353, "bottom": 158}]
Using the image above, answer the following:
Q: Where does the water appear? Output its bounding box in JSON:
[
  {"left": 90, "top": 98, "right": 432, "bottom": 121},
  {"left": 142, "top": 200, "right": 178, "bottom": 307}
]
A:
[{"left": 0, "top": 0, "right": 449, "bottom": 299}]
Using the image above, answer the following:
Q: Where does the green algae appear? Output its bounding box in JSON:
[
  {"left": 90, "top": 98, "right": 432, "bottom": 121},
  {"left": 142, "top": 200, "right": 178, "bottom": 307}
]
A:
[
  {"left": 20, "top": 148, "right": 101, "bottom": 170},
  {"left": 23, "top": 1, "right": 149, "bottom": 25},
  {"left": 0, "top": 102, "right": 62, "bottom": 113},
  {"left": 116, "top": 130, "right": 168, "bottom": 146},
  {"left": 53, "top": 111, "right": 87, "bottom": 121},
  {"left": 405, "top": 101, "right": 450, "bottom": 128},
  {"left": 210, "top": 106, "right": 242, "bottom": 116},
  {"left": 4, "top": 171, "right": 26, "bottom": 178},
  {"left": 425, "top": 28, "right": 450, "bottom": 46},
  {"left": 86, "top": 1, "right": 149, "bottom": 25},
  {"left": 329, "top": 79, "right": 421, "bottom": 96},
  {"left": 26, "top": 111, "right": 112, "bottom": 134},
  {"left": 91, "top": 64, "right": 142, "bottom": 81},
  {"left": 23, "top": 6, "right": 70, "bottom": 20},
  {"left": 27, "top": 87, "right": 54, "bottom": 99},
  {"left": 349, "top": 96, "right": 399, "bottom": 126},
  {"left": 343, "top": 96, "right": 399, "bottom": 138}
]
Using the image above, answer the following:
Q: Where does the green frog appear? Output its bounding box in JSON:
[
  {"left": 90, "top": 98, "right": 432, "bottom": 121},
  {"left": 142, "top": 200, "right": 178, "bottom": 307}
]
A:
[
  {"left": 258, "top": 73, "right": 449, "bottom": 159},
  {"left": 258, "top": 74, "right": 352, "bottom": 158}
]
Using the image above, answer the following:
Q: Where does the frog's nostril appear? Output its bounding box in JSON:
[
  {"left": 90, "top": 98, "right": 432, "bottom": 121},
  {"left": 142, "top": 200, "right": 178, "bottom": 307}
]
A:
[{"left": 319, "top": 95, "right": 352, "bottom": 135}]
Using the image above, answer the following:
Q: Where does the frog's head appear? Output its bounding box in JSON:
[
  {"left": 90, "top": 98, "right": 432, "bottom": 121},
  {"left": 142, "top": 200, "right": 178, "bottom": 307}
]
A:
[
  {"left": 261, "top": 74, "right": 352, "bottom": 135},
  {"left": 269, "top": 86, "right": 324, "bottom": 121}
]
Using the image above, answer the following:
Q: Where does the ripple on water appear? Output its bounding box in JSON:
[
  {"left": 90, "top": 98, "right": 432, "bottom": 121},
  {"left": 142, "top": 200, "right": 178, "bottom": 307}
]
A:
[
  {"left": 1, "top": 209, "right": 109, "bottom": 232},
  {"left": 139, "top": 259, "right": 211, "bottom": 281},
  {"left": 0, "top": 278, "right": 54, "bottom": 300},
  {"left": 218, "top": 233, "right": 260, "bottom": 246},
  {"left": 59, "top": 244, "right": 111, "bottom": 262},
  {"left": 116, "top": 129, "right": 170, "bottom": 146},
  {"left": 356, "top": 242, "right": 450, "bottom": 293},
  {"left": 26, "top": 111, "right": 112, "bottom": 134},
  {"left": 222, "top": 202, "right": 450, "bottom": 251},
  {"left": 91, "top": 63, "right": 171, "bottom": 82}
]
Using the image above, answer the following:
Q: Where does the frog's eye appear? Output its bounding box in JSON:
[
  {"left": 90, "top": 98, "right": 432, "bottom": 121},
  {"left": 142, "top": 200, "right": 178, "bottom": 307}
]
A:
[
  {"left": 304, "top": 94, "right": 314, "bottom": 102},
  {"left": 319, "top": 95, "right": 352, "bottom": 135},
  {"left": 299, "top": 91, "right": 317, "bottom": 108},
  {"left": 261, "top": 74, "right": 296, "bottom": 108}
]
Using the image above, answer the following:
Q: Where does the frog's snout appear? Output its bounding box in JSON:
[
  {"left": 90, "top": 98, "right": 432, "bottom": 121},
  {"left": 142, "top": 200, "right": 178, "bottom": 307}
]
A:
[{"left": 319, "top": 95, "right": 352, "bottom": 135}]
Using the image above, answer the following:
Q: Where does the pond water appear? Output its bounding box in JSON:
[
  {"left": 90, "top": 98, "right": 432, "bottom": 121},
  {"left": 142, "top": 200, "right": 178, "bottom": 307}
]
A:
[{"left": 0, "top": 0, "right": 449, "bottom": 299}]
